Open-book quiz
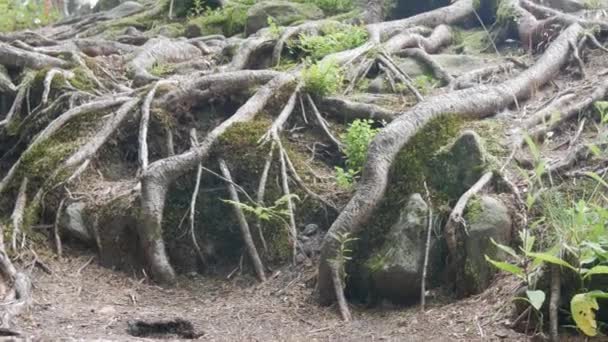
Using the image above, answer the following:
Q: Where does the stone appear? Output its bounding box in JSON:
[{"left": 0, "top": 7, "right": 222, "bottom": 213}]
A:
[
  {"left": 245, "top": 1, "right": 323, "bottom": 36},
  {"left": 363, "top": 194, "right": 443, "bottom": 304},
  {"left": 430, "top": 130, "right": 490, "bottom": 200},
  {"left": 61, "top": 201, "right": 93, "bottom": 243},
  {"left": 461, "top": 195, "right": 513, "bottom": 295},
  {"left": 302, "top": 223, "right": 319, "bottom": 236}
]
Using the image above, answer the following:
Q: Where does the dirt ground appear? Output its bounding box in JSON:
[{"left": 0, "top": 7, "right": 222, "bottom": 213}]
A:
[{"left": 10, "top": 246, "right": 533, "bottom": 342}]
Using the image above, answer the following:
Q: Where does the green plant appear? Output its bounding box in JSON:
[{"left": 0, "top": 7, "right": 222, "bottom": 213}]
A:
[
  {"left": 328, "top": 232, "right": 358, "bottom": 286},
  {"left": 188, "top": 0, "right": 206, "bottom": 17},
  {"left": 187, "top": 0, "right": 252, "bottom": 36},
  {"left": 150, "top": 62, "right": 174, "bottom": 77},
  {"left": 295, "top": 23, "right": 368, "bottom": 60},
  {"left": 0, "top": 0, "right": 59, "bottom": 32},
  {"left": 488, "top": 149, "right": 608, "bottom": 337},
  {"left": 267, "top": 16, "right": 283, "bottom": 39},
  {"left": 222, "top": 194, "right": 299, "bottom": 225},
  {"left": 335, "top": 167, "right": 357, "bottom": 189},
  {"left": 334, "top": 119, "right": 380, "bottom": 187},
  {"left": 302, "top": 59, "right": 343, "bottom": 97},
  {"left": 412, "top": 75, "right": 437, "bottom": 95}
]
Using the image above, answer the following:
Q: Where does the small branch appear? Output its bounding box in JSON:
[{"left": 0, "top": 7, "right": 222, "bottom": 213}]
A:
[
  {"left": 277, "top": 141, "right": 298, "bottom": 265},
  {"left": 330, "top": 263, "right": 352, "bottom": 322},
  {"left": 189, "top": 129, "right": 207, "bottom": 269},
  {"left": 10, "top": 178, "right": 28, "bottom": 252},
  {"left": 218, "top": 159, "right": 266, "bottom": 282},
  {"left": 53, "top": 198, "right": 66, "bottom": 258},
  {"left": 549, "top": 265, "right": 560, "bottom": 342},
  {"left": 377, "top": 54, "right": 424, "bottom": 102},
  {"left": 255, "top": 142, "right": 275, "bottom": 253},
  {"left": 399, "top": 48, "right": 454, "bottom": 85},
  {"left": 568, "top": 41, "right": 586, "bottom": 78},
  {"left": 421, "top": 181, "right": 433, "bottom": 311},
  {"left": 305, "top": 94, "right": 344, "bottom": 150}
]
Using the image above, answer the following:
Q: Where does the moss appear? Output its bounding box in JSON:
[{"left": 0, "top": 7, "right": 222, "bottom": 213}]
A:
[
  {"left": 150, "top": 62, "right": 175, "bottom": 77},
  {"left": 69, "top": 67, "right": 97, "bottom": 92},
  {"left": 352, "top": 115, "right": 463, "bottom": 277},
  {"left": 148, "top": 23, "right": 186, "bottom": 38},
  {"left": 465, "top": 119, "right": 508, "bottom": 158},
  {"left": 464, "top": 195, "right": 483, "bottom": 222},
  {"left": 186, "top": 2, "right": 250, "bottom": 37},
  {"left": 454, "top": 29, "right": 490, "bottom": 53}
]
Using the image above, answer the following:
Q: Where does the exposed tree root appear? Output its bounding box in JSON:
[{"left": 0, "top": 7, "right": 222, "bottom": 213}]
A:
[
  {"left": 219, "top": 159, "right": 266, "bottom": 282},
  {"left": 317, "top": 23, "right": 585, "bottom": 309}
]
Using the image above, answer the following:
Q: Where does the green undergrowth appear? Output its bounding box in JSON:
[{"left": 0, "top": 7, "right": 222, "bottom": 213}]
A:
[
  {"left": 302, "top": 59, "right": 343, "bottom": 97},
  {"left": 294, "top": 22, "right": 368, "bottom": 61},
  {"left": 0, "top": 0, "right": 59, "bottom": 32},
  {"left": 186, "top": 0, "right": 253, "bottom": 36}
]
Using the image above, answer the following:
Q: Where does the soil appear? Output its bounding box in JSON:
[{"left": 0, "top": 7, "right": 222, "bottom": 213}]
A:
[{"left": 15, "top": 246, "right": 529, "bottom": 342}]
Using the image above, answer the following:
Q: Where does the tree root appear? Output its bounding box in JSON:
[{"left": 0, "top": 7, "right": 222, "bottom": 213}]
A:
[
  {"left": 444, "top": 171, "right": 494, "bottom": 294},
  {"left": 10, "top": 178, "right": 28, "bottom": 252},
  {"left": 319, "top": 97, "right": 398, "bottom": 122},
  {"left": 219, "top": 159, "right": 266, "bottom": 282},
  {"left": 139, "top": 73, "right": 295, "bottom": 283},
  {"left": 317, "top": 23, "right": 584, "bottom": 309}
]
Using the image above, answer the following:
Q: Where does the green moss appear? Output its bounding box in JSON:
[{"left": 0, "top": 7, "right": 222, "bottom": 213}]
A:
[
  {"left": 464, "top": 195, "right": 483, "bottom": 222},
  {"left": 454, "top": 29, "right": 490, "bottom": 53},
  {"left": 186, "top": 2, "right": 250, "bottom": 37},
  {"left": 150, "top": 62, "right": 175, "bottom": 77},
  {"left": 148, "top": 23, "right": 186, "bottom": 38},
  {"left": 69, "top": 67, "right": 97, "bottom": 92},
  {"left": 353, "top": 115, "right": 463, "bottom": 270}
]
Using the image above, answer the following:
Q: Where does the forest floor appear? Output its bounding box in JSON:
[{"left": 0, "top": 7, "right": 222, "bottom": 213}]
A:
[{"left": 13, "top": 246, "right": 531, "bottom": 342}]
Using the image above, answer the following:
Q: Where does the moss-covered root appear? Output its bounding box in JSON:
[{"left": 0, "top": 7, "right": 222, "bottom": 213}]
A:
[{"left": 317, "top": 24, "right": 584, "bottom": 313}]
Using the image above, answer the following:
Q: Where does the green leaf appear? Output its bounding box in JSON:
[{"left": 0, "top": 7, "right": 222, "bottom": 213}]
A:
[
  {"left": 526, "top": 252, "right": 576, "bottom": 271},
  {"left": 526, "top": 290, "right": 546, "bottom": 311},
  {"left": 583, "top": 265, "right": 608, "bottom": 279},
  {"left": 490, "top": 238, "right": 522, "bottom": 262},
  {"left": 485, "top": 255, "right": 525, "bottom": 279}
]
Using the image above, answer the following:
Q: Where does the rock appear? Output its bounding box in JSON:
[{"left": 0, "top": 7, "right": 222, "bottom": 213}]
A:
[
  {"left": 430, "top": 130, "right": 490, "bottom": 200},
  {"left": 363, "top": 194, "right": 442, "bottom": 304},
  {"left": 302, "top": 223, "right": 319, "bottom": 236},
  {"left": 461, "top": 195, "right": 513, "bottom": 295},
  {"left": 61, "top": 201, "right": 93, "bottom": 243},
  {"left": 245, "top": 1, "right": 323, "bottom": 36}
]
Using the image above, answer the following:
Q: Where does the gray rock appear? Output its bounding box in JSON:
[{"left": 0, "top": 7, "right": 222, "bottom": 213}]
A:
[
  {"left": 461, "top": 195, "right": 513, "bottom": 294},
  {"left": 61, "top": 201, "right": 93, "bottom": 243},
  {"left": 245, "top": 1, "right": 323, "bottom": 36},
  {"left": 302, "top": 223, "right": 319, "bottom": 236},
  {"left": 430, "top": 130, "right": 490, "bottom": 200},
  {"left": 364, "top": 194, "right": 442, "bottom": 303}
]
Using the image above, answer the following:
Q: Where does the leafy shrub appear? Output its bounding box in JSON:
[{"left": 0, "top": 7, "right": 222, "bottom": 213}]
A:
[
  {"left": 187, "top": 0, "right": 253, "bottom": 36},
  {"left": 296, "top": 23, "right": 368, "bottom": 60},
  {"left": 0, "top": 0, "right": 59, "bottom": 32},
  {"left": 487, "top": 133, "right": 608, "bottom": 337},
  {"left": 302, "top": 59, "right": 343, "bottom": 97},
  {"left": 335, "top": 119, "right": 380, "bottom": 188}
]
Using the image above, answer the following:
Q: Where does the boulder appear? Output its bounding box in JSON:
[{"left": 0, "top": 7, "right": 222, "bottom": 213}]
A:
[
  {"left": 363, "top": 194, "right": 443, "bottom": 304},
  {"left": 61, "top": 201, "right": 93, "bottom": 243},
  {"left": 430, "top": 130, "right": 490, "bottom": 200},
  {"left": 461, "top": 195, "right": 513, "bottom": 294},
  {"left": 245, "top": 1, "right": 323, "bottom": 36}
]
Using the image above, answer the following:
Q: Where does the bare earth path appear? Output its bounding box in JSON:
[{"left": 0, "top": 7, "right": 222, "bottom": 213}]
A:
[{"left": 14, "top": 248, "right": 527, "bottom": 341}]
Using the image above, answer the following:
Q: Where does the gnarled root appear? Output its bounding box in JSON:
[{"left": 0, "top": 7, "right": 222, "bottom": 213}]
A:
[{"left": 317, "top": 24, "right": 584, "bottom": 313}]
